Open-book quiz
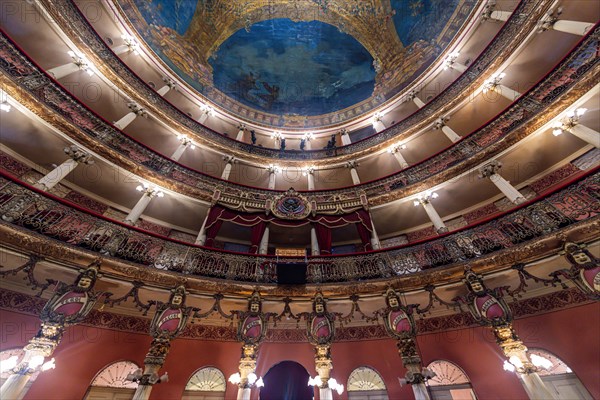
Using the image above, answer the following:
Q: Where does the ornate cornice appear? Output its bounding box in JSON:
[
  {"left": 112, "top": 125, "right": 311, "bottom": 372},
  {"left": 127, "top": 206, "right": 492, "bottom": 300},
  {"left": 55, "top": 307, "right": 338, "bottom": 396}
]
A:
[
  {"left": 1, "top": 26, "right": 598, "bottom": 207},
  {"left": 36, "top": 0, "right": 553, "bottom": 161},
  {"left": 0, "top": 170, "right": 598, "bottom": 292},
  {"left": 0, "top": 287, "right": 591, "bottom": 342}
]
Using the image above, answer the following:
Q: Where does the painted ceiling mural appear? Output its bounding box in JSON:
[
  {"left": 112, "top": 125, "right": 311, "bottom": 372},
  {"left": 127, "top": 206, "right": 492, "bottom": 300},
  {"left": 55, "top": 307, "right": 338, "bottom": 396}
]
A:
[{"left": 119, "top": 0, "right": 478, "bottom": 128}]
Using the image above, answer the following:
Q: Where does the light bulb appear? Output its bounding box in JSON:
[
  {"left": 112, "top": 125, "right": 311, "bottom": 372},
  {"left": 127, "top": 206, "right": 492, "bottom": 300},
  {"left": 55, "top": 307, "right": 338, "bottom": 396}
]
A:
[
  {"left": 0, "top": 102, "right": 10, "bottom": 112},
  {"left": 228, "top": 373, "right": 241, "bottom": 384},
  {"left": 576, "top": 108, "right": 587, "bottom": 117},
  {"left": 248, "top": 372, "right": 257, "bottom": 385},
  {"left": 28, "top": 355, "right": 44, "bottom": 369},
  {"left": 413, "top": 200, "right": 420, "bottom": 207},
  {"left": 503, "top": 360, "right": 516, "bottom": 372},
  {"left": 509, "top": 356, "right": 523, "bottom": 369},
  {"left": 531, "top": 354, "right": 553, "bottom": 369},
  {"left": 0, "top": 355, "right": 19, "bottom": 372},
  {"left": 256, "top": 377, "right": 264, "bottom": 387},
  {"left": 41, "top": 358, "right": 56, "bottom": 371},
  {"left": 307, "top": 376, "right": 318, "bottom": 386}
]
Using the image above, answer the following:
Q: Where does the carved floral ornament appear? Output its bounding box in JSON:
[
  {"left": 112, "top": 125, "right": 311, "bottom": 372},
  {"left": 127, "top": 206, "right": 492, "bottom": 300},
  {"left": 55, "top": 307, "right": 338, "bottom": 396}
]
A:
[{"left": 270, "top": 189, "right": 312, "bottom": 219}]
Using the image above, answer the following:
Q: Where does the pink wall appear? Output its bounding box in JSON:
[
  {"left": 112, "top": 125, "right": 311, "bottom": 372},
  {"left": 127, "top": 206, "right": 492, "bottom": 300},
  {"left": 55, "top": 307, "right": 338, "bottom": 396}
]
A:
[{"left": 1, "top": 302, "right": 598, "bottom": 400}]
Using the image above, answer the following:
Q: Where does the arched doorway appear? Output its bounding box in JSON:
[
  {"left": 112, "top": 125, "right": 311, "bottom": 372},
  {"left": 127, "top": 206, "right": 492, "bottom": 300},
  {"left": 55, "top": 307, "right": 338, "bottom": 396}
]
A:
[{"left": 260, "top": 361, "right": 314, "bottom": 400}]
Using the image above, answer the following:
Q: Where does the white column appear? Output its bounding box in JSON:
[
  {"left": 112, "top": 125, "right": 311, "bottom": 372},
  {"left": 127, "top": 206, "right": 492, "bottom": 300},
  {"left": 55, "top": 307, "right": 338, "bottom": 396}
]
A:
[
  {"left": 0, "top": 374, "right": 30, "bottom": 400},
  {"left": 236, "top": 124, "right": 246, "bottom": 141},
  {"left": 408, "top": 91, "right": 425, "bottom": 108},
  {"left": 197, "top": 106, "right": 213, "bottom": 124},
  {"left": 520, "top": 372, "right": 559, "bottom": 400},
  {"left": 157, "top": 77, "right": 176, "bottom": 96},
  {"left": 319, "top": 387, "right": 333, "bottom": 400},
  {"left": 370, "top": 213, "right": 381, "bottom": 250},
  {"left": 34, "top": 146, "right": 93, "bottom": 191},
  {"left": 306, "top": 169, "right": 315, "bottom": 191},
  {"left": 415, "top": 195, "right": 448, "bottom": 234},
  {"left": 393, "top": 151, "right": 409, "bottom": 169},
  {"left": 433, "top": 118, "right": 461, "bottom": 143},
  {"left": 447, "top": 61, "right": 468, "bottom": 73},
  {"left": 305, "top": 138, "right": 312, "bottom": 150},
  {"left": 221, "top": 157, "right": 236, "bottom": 180},
  {"left": 125, "top": 186, "right": 163, "bottom": 225},
  {"left": 310, "top": 227, "right": 320, "bottom": 256},
  {"left": 47, "top": 63, "right": 81, "bottom": 80},
  {"left": 112, "top": 35, "right": 139, "bottom": 55},
  {"left": 259, "top": 226, "right": 270, "bottom": 254},
  {"left": 267, "top": 166, "right": 279, "bottom": 190},
  {"left": 494, "top": 84, "right": 521, "bottom": 101},
  {"left": 489, "top": 10, "right": 512, "bottom": 21},
  {"left": 346, "top": 161, "right": 361, "bottom": 185},
  {"left": 373, "top": 114, "right": 386, "bottom": 133},
  {"left": 236, "top": 387, "right": 251, "bottom": 400},
  {"left": 114, "top": 102, "right": 147, "bottom": 130},
  {"left": 479, "top": 161, "right": 525, "bottom": 204},
  {"left": 195, "top": 212, "right": 210, "bottom": 245},
  {"left": 171, "top": 136, "right": 194, "bottom": 162},
  {"left": 569, "top": 125, "right": 600, "bottom": 148},
  {"left": 339, "top": 129, "right": 351, "bottom": 146},
  {"left": 539, "top": 13, "right": 594, "bottom": 36},
  {"left": 132, "top": 365, "right": 161, "bottom": 400}
]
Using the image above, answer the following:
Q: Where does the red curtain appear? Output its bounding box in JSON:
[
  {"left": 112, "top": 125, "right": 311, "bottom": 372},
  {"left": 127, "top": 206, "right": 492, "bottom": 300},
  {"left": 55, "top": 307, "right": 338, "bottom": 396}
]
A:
[
  {"left": 249, "top": 221, "right": 267, "bottom": 254},
  {"left": 314, "top": 223, "right": 332, "bottom": 254},
  {"left": 204, "top": 206, "right": 225, "bottom": 247},
  {"left": 355, "top": 209, "right": 373, "bottom": 251}
]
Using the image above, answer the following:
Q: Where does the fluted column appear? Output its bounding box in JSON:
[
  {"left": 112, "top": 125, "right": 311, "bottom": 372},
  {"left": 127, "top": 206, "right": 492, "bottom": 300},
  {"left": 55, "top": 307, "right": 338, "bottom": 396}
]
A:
[
  {"left": 157, "top": 77, "right": 177, "bottom": 96},
  {"left": 433, "top": 117, "right": 461, "bottom": 143},
  {"left": 414, "top": 193, "right": 447, "bottom": 234},
  {"left": 34, "top": 146, "right": 93, "bottom": 191},
  {"left": 221, "top": 156, "right": 237, "bottom": 180},
  {"left": 345, "top": 161, "right": 361, "bottom": 185},
  {"left": 267, "top": 165, "right": 279, "bottom": 190},
  {"left": 112, "top": 34, "right": 139, "bottom": 55},
  {"left": 553, "top": 108, "right": 599, "bottom": 148},
  {"left": 479, "top": 161, "right": 526, "bottom": 204},
  {"left": 197, "top": 105, "right": 213, "bottom": 124},
  {"left": 443, "top": 52, "right": 467, "bottom": 73},
  {"left": 538, "top": 11, "right": 594, "bottom": 36},
  {"left": 47, "top": 51, "right": 93, "bottom": 79},
  {"left": 236, "top": 124, "right": 246, "bottom": 141},
  {"left": 259, "top": 225, "right": 270, "bottom": 255},
  {"left": 114, "top": 102, "right": 147, "bottom": 130},
  {"left": 372, "top": 113, "right": 386, "bottom": 133},
  {"left": 171, "top": 136, "right": 194, "bottom": 162},
  {"left": 482, "top": 2, "right": 513, "bottom": 22},
  {"left": 339, "top": 129, "right": 351, "bottom": 146},
  {"left": 483, "top": 73, "right": 521, "bottom": 101},
  {"left": 407, "top": 90, "right": 425, "bottom": 108},
  {"left": 125, "top": 184, "right": 164, "bottom": 225}
]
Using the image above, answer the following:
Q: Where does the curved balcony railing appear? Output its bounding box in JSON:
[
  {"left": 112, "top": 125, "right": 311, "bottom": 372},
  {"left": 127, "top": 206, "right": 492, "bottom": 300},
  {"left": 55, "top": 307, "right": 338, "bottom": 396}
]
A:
[
  {"left": 0, "top": 169, "right": 598, "bottom": 284},
  {"left": 1, "top": 26, "right": 598, "bottom": 207},
  {"left": 46, "top": 0, "right": 547, "bottom": 160}
]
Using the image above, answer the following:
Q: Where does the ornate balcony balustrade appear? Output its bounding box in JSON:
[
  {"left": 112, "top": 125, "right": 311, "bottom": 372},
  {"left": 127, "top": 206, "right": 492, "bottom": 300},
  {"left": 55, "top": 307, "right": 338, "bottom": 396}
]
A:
[
  {"left": 0, "top": 170, "right": 598, "bottom": 284},
  {"left": 40, "top": 0, "right": 549, "bottom": 159},
  {"left": 0, "top": 26, "right": 597, "bottom": 208}
]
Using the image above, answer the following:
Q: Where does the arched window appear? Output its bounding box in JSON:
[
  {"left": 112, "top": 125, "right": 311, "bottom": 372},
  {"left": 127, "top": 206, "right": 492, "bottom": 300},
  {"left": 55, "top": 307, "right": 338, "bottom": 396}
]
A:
[
  {"left": 182, "top": 367, "right": 226, "bottom": 400},
  {"left": 347, "top": 366, "right": 389, "bottom": 400},
  {"left": 529, "top": 348, "right": 592, "bottom": 400},
  {"left": 84, "top": 360, "right": 139, "bottom": 400},
  {"left": 426, "top": 360, "right": 477, "bottom": 400},
  {"left": 0, "top": 348, "right": 39, "bottom": 400}
]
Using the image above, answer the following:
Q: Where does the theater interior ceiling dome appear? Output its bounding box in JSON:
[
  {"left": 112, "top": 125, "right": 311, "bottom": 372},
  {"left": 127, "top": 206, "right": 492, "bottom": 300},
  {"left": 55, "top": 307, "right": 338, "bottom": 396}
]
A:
[{"left": 119, "top": 0, "right": 478, "bottom": 128}]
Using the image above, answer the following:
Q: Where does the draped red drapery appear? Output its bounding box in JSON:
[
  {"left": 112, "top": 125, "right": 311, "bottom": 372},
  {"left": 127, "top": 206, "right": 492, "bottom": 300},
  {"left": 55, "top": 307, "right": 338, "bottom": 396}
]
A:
[{"left": 203, "top": 205, "right": 373, "bottom": 251}]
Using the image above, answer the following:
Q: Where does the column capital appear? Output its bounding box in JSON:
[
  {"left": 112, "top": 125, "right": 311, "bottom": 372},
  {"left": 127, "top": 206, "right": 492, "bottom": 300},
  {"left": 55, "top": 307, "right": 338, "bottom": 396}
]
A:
[
  {"left": 303, "top": 166, "right": 315, "bottom": 175},
  {"left": 338, "top": 128, "right": 348, "bottom": 136},
  {"left": 388, "top": 143, "right": 406, "bottom": 154},
  {"left": 483, "top": 72, "right": 506, "bottom": 92},
  {"left": 127, "top": 102, "right": 147, "bottom": 117},
  {"left": 443, "top": 51, "right": 460, "bottom": 70},
  {"left": 63, "top": 145, "right": 93, "bottom": 164},
  {"left": 136, "top": 183, "right": 164, "bottom": 198},
  {"left": 68, "top": 51, "right": 90, "bottom": 70},
  {"left": 223, "top": 155, "right": 237, "bottom": 164},
  {"left": 266, "top": 165, "right": 280, "bottom": 174},
  {"left": 555, "top": 108, "right": 587, "bottom": 133},
  {"left": 406, "top": 89, "right": 420, "bottom": 102},
  {"left": 237, "top": 123, "right": 246, "bottom": 130},
  {"left": 121, "top": 34, "right": 140, "bottom": 53},
  {"left": 432, "top": 116, "right": 450, "bottom": 129},
  {"left": 478, "top": 160, "right": 502, "bottom": 178},
  {"left": 345, "top": 160, "right": 359, "bottom": 169},
  {"left": 162, "top": 76, "right": 178, "bottom": 91},
  {"left": 178, "top": 135, "right": 194, "bottom": 146},
  {"left": 537, "top": 9, "right": 560, "bottom": 33}
]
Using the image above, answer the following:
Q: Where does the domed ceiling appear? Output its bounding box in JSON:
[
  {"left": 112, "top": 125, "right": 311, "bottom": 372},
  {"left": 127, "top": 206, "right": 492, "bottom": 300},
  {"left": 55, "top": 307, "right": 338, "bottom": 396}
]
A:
[{"left": 120, "top": 0, "right": 478, "bottom": 128}]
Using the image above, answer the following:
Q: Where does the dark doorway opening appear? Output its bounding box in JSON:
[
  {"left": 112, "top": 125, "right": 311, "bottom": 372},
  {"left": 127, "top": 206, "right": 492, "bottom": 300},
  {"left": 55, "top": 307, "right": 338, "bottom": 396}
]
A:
[{"left": 260, "top": 360, "right": 314, "bottom": 400}]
